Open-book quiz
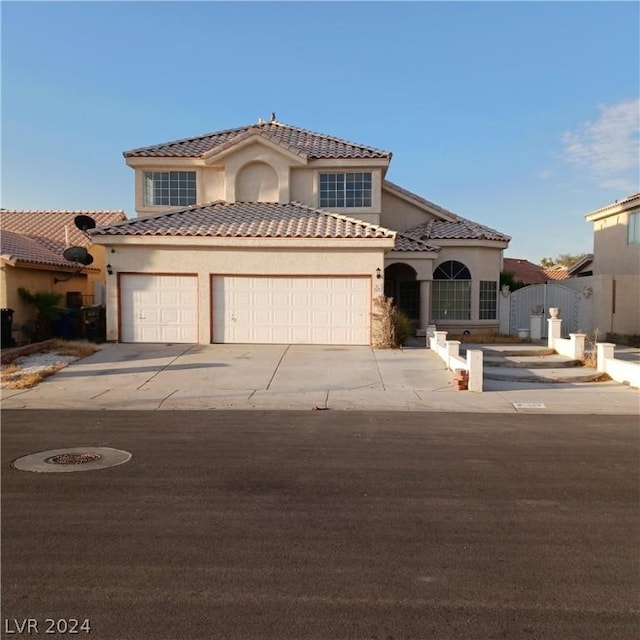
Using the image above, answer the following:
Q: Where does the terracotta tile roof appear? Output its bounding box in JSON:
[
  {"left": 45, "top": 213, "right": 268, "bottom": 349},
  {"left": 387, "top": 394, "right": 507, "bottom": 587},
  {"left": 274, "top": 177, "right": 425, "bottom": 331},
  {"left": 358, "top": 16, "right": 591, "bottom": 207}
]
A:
[
  {"left": 406, "top": 219, "right": 510, "bottom": 242},
  {"left": 90, "top": 201, "right": 396, "bottom": 240},
  {"left": 0, "top": 230, "right": 76, "bottom": 269},
  {"left": 503, "top": 258, "right": 548, "bottom": 285},
  {"left": 383, "top": 181, "right": 510, "bottom": 242},
  {"left": 502, "top": 258, "right": 571, "bottom": 284},
  {"left": 124, "top": 120, "right": 391, "bottom": 160},
  {"left": 1, "top": 210, "right": 127, "bottom": 254},
  {"left": 542, "top": 265, "right": 569, "bottom": 281},
  {"left": 393, "top": 233, "right": 440, "bottom": 253}
]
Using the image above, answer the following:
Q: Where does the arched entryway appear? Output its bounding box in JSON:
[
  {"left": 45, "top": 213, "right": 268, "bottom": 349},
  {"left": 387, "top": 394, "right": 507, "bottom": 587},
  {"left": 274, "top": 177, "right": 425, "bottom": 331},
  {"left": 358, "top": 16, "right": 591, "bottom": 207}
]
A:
[{"left": 384, "top": 263, "right": 419, "bottom": 320}]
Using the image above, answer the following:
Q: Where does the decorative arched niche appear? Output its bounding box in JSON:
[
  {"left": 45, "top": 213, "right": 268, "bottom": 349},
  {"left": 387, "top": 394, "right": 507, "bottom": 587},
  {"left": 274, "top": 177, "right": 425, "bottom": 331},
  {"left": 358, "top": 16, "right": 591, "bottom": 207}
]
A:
[{"left": 236, "top": 161, "right": 279, "bottom": 202}]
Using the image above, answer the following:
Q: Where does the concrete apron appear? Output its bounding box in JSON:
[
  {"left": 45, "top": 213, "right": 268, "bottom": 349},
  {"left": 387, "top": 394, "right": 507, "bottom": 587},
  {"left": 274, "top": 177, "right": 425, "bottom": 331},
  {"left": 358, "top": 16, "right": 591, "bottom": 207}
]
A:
[{"left": 1, "top": 343, "right": 638, "bottom": 414}]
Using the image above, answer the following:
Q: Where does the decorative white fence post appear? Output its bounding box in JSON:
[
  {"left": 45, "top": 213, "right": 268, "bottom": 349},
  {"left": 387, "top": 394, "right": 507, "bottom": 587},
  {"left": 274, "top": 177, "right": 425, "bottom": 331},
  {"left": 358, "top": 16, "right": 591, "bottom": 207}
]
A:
[
  {"left": 596, "top": 342, "right": 615, "bottom": 373},
  {"left": 569, "top": 333, "right": 586, "bottom": 360},
  {"left": 530, "top": 312, "right": 543, "bottom": 341},
  {"left": 467, "top": 350, "right": 483, "bottom": 392},
  {"left": 547, "top": 308, "right": 562, "bottom": 349},
  {"left": 434, "top": 331, "right": 447, "bottom": 347}
]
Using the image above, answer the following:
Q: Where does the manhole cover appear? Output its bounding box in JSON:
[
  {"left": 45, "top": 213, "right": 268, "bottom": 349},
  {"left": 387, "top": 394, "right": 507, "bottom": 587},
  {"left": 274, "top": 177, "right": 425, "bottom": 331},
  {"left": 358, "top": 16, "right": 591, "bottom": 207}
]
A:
[
  {"left": 12, "top": 447, "right": 131, "bottom": 473},
  {"left": 46, "top": 452, "right": 103, "bottom": 465}
]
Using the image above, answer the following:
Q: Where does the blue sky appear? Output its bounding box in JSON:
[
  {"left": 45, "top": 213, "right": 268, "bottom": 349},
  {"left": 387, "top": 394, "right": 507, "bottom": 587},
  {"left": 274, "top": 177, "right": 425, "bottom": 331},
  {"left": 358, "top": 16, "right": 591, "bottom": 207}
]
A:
[{"left": 2, "top": 1, "right": 639, "bottom": 263}]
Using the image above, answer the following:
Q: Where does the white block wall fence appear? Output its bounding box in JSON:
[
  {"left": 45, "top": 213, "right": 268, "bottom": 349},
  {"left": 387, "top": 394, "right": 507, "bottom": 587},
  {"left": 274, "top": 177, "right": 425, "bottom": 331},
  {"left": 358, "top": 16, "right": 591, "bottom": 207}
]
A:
[
  {"left": 427, "top": 326, "right": 484, "bottom": 393},
  {"left": 596, "top": 343, "right": 640, "bottom": 388}
]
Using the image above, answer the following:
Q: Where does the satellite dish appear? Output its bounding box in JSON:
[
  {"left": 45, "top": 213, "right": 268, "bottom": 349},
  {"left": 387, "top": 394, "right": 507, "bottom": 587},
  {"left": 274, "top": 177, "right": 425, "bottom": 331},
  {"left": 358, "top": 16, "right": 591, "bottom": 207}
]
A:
[
  {"left": 74, "top": 215, "right": 96, "bottom": 231},
  {"left": 63, "top": 246, "right": 89, "bottom": 263},
  {"left": 80, "top": 253, "right": 94, "bottom": 266}
]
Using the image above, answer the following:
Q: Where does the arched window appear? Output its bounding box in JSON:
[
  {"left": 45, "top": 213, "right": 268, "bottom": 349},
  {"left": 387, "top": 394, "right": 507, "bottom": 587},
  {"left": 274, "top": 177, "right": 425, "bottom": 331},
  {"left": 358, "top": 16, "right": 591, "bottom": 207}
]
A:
[{"left": 432, "top": 260, "right": 471, "bottom": 320}]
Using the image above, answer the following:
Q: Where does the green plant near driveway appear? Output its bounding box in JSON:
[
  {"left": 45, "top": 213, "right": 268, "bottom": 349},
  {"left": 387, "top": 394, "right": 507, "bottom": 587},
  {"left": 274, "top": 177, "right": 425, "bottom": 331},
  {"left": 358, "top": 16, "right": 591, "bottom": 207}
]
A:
[
  {"left": 392, "top": 308, "right": 412, "bottom": 346},
  {"left": 17, "top": 288, "right": 63, "bottom": 342}
]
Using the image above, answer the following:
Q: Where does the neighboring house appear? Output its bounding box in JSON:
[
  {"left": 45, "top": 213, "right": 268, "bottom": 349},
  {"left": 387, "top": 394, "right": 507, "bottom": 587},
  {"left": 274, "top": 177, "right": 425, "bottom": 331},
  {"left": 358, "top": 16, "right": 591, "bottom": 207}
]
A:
[
  {"left": 90, "top": 117, "right": 510, "bottom": 345},
  {"left": 566, "top": 254, "right": 593, "bottom": 278},
  {"left": 583, "top": 192, "right": 640, "bottom": 334},
  {"left": 502, "top": 258, "right": 571, "bottom": 286},
  {"left": 1, "top": 209, "right": 127, "bottom": 341}
]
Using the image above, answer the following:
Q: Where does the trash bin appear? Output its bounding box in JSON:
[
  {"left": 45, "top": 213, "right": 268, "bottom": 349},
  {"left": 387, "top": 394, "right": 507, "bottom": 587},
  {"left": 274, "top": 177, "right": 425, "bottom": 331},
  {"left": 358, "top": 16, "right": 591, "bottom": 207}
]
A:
[
  {"left": 1, "top": 308, "right": 16, "bottom": 348},
  {"left": 53, "top": 308, "right": 77, "bottom": 340},
  {"left": 82, "top": 305, "right": 106, "bottom": 343}
]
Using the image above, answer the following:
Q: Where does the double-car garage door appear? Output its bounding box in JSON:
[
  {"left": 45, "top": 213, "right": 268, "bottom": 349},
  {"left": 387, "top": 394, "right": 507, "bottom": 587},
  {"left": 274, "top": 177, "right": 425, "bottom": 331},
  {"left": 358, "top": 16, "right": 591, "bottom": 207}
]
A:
[{"left": 120, "top": 274, "right": 370, "bottom": 345}]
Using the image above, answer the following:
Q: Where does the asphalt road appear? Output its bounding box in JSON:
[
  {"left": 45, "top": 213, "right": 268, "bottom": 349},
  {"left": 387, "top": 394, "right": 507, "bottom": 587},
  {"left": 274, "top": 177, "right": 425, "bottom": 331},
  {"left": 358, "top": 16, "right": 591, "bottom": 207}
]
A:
[{"left": 2, "top": 410, "right": 638, "bottom": 640}]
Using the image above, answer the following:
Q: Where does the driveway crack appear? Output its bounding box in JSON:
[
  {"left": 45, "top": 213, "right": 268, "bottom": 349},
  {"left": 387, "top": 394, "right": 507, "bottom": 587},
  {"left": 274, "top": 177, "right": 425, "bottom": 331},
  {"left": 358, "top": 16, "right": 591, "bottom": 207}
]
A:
[
  {"left": 137, "top": 345, "right": 197, "bottom": 390},
  {"left": 372, "top": 349, "right": 386, "bottom": 391},
  {"left": 266, "top": 345, "right": 290, "bottom": 390}
]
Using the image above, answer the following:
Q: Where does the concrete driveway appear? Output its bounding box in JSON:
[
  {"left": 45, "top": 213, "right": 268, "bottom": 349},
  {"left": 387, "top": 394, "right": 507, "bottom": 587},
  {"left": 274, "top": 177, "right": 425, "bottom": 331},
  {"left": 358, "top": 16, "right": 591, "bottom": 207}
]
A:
[{"left": 1, "top": 343, "right": 638, "bottom": 413}]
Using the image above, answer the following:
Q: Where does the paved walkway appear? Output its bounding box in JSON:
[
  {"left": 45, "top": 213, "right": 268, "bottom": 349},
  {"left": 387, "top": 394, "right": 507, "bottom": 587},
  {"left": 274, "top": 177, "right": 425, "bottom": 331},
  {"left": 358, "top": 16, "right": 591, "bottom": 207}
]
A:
[{"left": 1, "top": 343, "right": 638, "bottom": 414}]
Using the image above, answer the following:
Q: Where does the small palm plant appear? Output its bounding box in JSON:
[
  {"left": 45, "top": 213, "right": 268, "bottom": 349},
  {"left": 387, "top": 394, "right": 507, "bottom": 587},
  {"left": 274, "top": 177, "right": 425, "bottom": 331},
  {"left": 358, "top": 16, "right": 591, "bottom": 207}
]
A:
[{"left": 17, "top": 288, "right": 63, "bottom": 342}]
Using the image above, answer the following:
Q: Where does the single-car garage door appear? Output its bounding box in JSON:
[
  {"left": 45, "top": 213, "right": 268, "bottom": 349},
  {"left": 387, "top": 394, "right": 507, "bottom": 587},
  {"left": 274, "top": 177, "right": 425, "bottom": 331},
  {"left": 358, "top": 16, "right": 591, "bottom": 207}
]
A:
[
  {"left": 212, "top": 276, "right": 370, "bottom": 344},
  {"left": 120, "top": 274, "right": 197, "bottom": 343}
]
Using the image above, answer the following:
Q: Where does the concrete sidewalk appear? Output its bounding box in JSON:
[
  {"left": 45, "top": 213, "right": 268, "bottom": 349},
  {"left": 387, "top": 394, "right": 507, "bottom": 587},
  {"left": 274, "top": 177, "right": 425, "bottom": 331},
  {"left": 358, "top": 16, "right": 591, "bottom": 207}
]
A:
[{"left": 1, "top": 343, "right": 638, "bottom": 414}]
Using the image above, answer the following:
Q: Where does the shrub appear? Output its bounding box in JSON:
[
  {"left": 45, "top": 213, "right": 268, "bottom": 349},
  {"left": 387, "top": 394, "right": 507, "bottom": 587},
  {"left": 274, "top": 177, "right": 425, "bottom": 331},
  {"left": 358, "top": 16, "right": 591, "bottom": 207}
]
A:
[
  {"left": 17, "top": 288, "right": 63, "bottom": 341},
  {"left": 393, "top": 309, "right": 413, "bottom": 346}
]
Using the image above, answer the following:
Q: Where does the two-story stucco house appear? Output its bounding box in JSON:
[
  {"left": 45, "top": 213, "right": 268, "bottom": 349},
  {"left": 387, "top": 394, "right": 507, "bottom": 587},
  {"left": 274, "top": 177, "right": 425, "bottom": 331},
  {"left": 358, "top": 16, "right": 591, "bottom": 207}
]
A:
[
  {"left": 90, "top": 117, "right": 510, "bottom": 345},
  {"left": 584, "top": 192, "right": 640, "bottom": 334}
]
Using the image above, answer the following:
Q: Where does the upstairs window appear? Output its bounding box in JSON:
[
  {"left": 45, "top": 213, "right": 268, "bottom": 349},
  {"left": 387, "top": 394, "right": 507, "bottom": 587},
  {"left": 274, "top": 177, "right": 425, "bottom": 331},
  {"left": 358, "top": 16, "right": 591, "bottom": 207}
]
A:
[
  {"left": 628, "top": 210, "right": 640, "bottom": 245},
  {"left": 319, "top": 172, "right": 372, "bottom": 208},
  {"left": 144, "top": 171, "right": 196, "bottom": 207}
]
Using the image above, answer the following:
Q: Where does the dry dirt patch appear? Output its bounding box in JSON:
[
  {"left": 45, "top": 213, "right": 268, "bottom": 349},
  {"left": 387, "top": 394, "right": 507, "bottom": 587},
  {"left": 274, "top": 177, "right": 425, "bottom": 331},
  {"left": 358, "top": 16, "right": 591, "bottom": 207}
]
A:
[{"left": 0, "top": 341, "right": 99, "bottom": 390}]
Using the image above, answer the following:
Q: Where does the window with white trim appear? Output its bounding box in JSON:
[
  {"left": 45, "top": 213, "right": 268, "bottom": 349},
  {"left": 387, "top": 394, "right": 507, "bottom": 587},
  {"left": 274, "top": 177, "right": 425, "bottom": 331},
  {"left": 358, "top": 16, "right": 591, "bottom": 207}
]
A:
[
  {"left": 628, "top": 210, "right": 640, "bottom": 245},
  {"left": 479, "top": 280, "right": 498, "bottom": 320},
  {"left": 432, "top": 261, "right": 471, "bottom": 321},
  {"left": 319, "top": 172, "right": 372, "bottom": 208},
  {"left": 144, "top": 171, "right": 196, "bottom": 207}
]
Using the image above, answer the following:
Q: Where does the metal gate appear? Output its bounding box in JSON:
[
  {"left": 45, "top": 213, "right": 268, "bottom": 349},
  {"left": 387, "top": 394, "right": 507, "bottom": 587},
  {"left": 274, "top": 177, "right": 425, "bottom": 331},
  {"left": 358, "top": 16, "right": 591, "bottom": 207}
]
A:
[{"left": 510, "top": 283, "right": 581, "bottom": 337}]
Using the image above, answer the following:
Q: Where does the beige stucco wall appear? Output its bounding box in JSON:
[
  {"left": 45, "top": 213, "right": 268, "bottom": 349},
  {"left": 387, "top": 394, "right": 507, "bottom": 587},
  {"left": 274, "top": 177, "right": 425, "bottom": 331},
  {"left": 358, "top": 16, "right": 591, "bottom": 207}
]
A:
[
  {"left": 380, "top": 190, "right": 437, "bottom": 233},
  {"left": 103, "top": 244, "right": 386, "bottom": 344},
  {"left": 592, "top": 210, "right": 640, "bottom": 275},
  {"left": 529, "top": 274, "right": 639, "bottom": 336}
]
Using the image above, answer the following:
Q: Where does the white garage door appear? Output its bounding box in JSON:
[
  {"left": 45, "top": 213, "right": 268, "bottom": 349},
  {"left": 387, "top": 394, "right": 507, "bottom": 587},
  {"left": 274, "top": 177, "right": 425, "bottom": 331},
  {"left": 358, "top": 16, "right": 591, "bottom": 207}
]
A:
[
  {"left": 212, "top": 276, "right": 370, "bottom": 345},
  {"left": 120, "top": 274, "right": 197, "bottom": 343}
]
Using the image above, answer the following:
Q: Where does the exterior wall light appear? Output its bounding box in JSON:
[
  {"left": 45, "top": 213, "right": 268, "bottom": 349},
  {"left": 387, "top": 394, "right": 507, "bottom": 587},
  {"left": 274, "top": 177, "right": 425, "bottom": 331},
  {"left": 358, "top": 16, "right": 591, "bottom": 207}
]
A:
[
  {"left": 376, "top": 268, "right": 381, "bottom": 279},
  {"left": 106, "top": 264, "right": 113, "bottom": 275}
]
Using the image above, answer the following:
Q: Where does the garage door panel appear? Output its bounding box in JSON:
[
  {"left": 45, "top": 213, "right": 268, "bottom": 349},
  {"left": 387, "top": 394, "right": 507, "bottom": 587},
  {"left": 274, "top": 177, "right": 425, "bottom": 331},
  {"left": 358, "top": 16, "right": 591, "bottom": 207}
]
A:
[
  {"left": 212, "top": 276, "right": 370, "bottom": 345},
  {"left": 121, "top": 275, "right": 197, "bottom": 343}
]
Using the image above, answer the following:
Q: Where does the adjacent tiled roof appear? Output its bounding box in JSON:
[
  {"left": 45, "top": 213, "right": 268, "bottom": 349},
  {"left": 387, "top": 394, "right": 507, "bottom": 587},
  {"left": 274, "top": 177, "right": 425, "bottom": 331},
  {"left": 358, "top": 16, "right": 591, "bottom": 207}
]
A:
[
  {"left": 0, "top": 210, "right": 126, "bottom": 271},
  {"left": 90, "top": 201, "right": 396, "bottom": 240},
  {"left": 124, "top": 120, "right": 391, "bottom": 160},
  {"left": 503, "top": 258, "right": 548, "bottom": 285},
  {"left": 502, "top": 258, "right": 571, "bottom": 284},
  {"left": 0, "top": 230, "right": 76, "bottom": 269},
  {"left": 567, "top": 254, "right": 593, "bottom": 276},
  {"left": 585, "top": 192, "right": 640, "bottom": 218},
  {"left": 1, "top": 210, "right": 127, "bottom": 253},
  {"left": 543, "top": 265, "right": 569, "bottom": 281},
  {"left": 406, "top": 219, "right": 510, "bottom": 242},
  {"left": 393, "top": 233, "right": 440, "bottom": 253}
]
